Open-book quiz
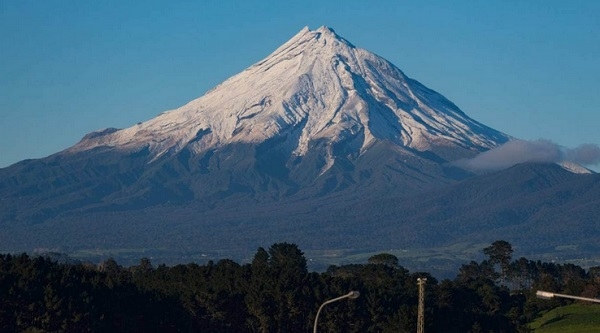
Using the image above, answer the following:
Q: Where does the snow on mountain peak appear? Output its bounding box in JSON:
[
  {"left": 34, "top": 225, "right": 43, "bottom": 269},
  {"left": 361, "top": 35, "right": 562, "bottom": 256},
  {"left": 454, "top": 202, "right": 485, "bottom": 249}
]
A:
[{"left": 69, "top": 26, "right": 509, "bottom": 165}]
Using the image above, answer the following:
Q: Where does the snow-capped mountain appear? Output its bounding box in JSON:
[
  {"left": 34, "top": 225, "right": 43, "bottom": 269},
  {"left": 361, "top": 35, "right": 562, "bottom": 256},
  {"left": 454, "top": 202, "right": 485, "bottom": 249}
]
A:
[
  {"left": 7, "top": 26, "right": 599, "bottom": 268},
  {"left": 68, "top": 26, "right": 509, "bottom": 174}
]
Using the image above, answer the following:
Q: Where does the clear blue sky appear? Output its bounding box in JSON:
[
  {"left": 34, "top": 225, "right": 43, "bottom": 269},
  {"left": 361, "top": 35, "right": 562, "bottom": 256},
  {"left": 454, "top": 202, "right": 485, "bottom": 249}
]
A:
[{"left": 1, "top": 1, "right": 599, "bottom": 169}]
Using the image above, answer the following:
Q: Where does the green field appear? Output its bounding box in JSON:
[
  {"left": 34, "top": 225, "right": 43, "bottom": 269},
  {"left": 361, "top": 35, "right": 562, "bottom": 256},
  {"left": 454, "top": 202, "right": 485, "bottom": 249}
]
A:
[
  {"left": 530, "top": 303, "right": 600, "bottom": 333},
  {"left": 47, "top": 241, "right": 600, "bottom": 279}
]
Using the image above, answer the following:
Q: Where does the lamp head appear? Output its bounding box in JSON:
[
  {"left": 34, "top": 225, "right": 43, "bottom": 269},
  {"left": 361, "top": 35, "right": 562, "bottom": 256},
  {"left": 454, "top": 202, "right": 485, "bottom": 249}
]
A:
[
  {"left": 536, "top": 290, "right": 555, "bottom": 299},
  {"left": 348, "top": 291, "right": 360, "bottom": 299}
]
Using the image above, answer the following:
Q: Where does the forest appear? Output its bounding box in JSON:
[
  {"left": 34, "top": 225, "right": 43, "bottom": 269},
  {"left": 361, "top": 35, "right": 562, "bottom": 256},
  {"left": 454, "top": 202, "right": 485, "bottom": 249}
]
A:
[{"left": 1, "top": 240, "right": 599, "bottom": 333}]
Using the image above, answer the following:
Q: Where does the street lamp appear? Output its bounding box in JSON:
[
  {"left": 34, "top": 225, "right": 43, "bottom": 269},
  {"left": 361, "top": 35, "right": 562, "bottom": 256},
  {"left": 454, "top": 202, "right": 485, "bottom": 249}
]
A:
[
  {"left": 313, "top": 290, "right": 360, "bottom": 333},
  {"left": 536, "top": 290, "right": 600, "bottom": 304}
]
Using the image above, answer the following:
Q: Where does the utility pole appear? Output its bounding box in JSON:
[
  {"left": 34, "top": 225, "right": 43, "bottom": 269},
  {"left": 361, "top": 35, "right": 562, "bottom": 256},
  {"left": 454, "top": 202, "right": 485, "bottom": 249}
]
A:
[{"left": 417, "top": 277, "right": 427, "bottom": 333}]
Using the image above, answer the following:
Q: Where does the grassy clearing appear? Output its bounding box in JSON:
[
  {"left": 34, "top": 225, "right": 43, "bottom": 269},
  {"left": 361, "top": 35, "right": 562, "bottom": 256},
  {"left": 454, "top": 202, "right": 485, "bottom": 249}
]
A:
[
  {"left": 58, "top": 242, "right": 490, "bottom": 277},
  {"left": 302, "top": 242, "right": 491, "bottom": 277},
  {"left": 306, "top": 241, "right": 488, "bottom": 262},
  {"left": 530, "top": 303, "right": 600, "bottom": 333},
  {"left": 50, "top": 242, "right": 600, "bottom": 279}
]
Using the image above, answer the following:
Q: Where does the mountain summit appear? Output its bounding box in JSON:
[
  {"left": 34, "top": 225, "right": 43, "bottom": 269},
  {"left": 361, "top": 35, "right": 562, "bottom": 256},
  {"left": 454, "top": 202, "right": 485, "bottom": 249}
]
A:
[
  {"left": 69, "top": 26, "right": 509, "bottom": 174},
  {"left": 1, "top": 25, "right": 516, "bottom": 234},
  {"left": 10, "top": 27, "right": 597, "bottom": 271}
]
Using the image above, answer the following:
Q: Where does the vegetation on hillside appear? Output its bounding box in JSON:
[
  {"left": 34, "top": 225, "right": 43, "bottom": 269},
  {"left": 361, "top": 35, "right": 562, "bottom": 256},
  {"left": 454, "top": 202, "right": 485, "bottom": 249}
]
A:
[
  {"left": 529, "top": 303, "right": 600, "bottom": 333},
  {"left": 0, "top": 240, "right": 598, "bottom": 332}
]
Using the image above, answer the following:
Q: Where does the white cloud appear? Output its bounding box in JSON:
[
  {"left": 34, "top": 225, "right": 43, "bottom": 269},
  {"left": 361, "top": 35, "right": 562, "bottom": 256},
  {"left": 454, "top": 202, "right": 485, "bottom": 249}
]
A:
[{"left": 454, "top": 139, "right": 600, "bottom": 171}]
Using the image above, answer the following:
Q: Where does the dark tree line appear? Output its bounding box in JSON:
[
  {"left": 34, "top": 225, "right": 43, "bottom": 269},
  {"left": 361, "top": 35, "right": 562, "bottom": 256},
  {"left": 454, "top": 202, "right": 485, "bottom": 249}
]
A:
[{"left": 1, "top": 241, "right": 599, "bottom": 332}]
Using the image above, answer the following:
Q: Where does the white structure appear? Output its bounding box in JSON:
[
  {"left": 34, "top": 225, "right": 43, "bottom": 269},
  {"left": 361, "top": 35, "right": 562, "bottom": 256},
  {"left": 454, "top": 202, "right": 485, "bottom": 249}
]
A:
[
  {"left": 536, "top": 290, "right": 600, "bottom": 303},
  {"left": 313, "top": 290, "right": 360, "bottom": 333}
]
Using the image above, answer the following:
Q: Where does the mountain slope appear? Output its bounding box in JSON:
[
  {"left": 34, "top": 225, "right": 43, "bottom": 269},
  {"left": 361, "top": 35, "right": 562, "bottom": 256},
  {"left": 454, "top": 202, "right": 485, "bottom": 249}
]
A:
[
  {"left": 67, "top": 26, "right": 509, "bottom": 167},
  {"left": 2, "top": 27, "right": 595, "bottom": 268},
  {"left": 0, "top": 26, "right": 512, "bottom": 224},
  {"left": 358, "top": 163, "right": 600, "bottom": 250}
]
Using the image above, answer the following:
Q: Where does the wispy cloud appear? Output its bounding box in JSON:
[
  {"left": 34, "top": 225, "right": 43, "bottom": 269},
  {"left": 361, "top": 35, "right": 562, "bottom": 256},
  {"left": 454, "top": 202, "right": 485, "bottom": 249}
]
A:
[
  {"left": 564, "top": 144, "right": 600, "bottom": 165},
  {"left": 454, "top": 139, "right": 600, "bottom": 171}
]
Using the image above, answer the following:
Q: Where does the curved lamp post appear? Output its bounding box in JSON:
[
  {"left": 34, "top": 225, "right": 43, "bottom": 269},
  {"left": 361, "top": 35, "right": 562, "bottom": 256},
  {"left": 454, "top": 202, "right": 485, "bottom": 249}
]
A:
[
  {"left": 536, "top": 290, "right": 600, "bottom": 303},
  {"left": 313, "top": 290, "right": 360, "bottom": 333}
]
